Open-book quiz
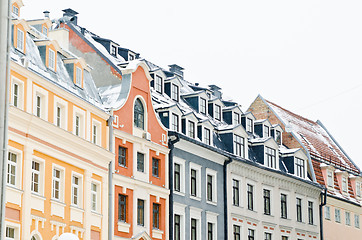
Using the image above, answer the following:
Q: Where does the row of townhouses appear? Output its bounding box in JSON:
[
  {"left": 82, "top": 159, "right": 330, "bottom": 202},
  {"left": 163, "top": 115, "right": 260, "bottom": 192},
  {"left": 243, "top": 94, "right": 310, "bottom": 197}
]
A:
[{"left": 4, "top": 1, "right": 362, "bottom": 240}]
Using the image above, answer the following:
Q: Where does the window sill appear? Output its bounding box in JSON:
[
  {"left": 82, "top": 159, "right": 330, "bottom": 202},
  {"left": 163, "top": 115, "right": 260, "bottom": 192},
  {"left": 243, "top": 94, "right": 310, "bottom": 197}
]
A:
[
  {"left": 152, "top": 228, "right": 164, "bottom": 239},
  {"left": 70, "top": 204, "right": 84, "bottom": 212},
  {"left": 174, "top": 191, "right": 185, "bottom": 197},
  {"left": 31, "top": 192, "right": 46, "bottom": 200},
  {"left": 50, "top": 198, "right": 66, "bottom": 207},
  {"left": 91, "top": 211, "right": 102, "bottom": 217},
  {"left": 118, "top": 221, "right": 131, "bottom": 233},
  {"left": 190, "top": 195, "right": 201, "bottom": 202},
  {"left": 207, "top": 200, "right": 217, "bottom": 206}
]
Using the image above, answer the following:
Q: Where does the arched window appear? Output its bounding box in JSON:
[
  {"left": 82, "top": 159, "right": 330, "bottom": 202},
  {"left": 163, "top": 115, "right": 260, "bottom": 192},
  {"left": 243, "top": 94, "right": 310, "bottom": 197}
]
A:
[{"left": 134, "top": 99, "right": 144, "bottom": 129}]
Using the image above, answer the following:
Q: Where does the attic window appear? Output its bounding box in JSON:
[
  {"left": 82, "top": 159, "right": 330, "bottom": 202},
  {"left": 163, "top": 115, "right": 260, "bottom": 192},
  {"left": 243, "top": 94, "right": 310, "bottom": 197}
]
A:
[
  {"left": 155, "top": 75, "right": 162, "bottom": 93},
  {"left": 295, "top": 158, "right": 305, "bottom": 178},
  {"left": 204, "top": 128, "right": 211, "bottom": 145},
  {"left": 48, "top": 48, "right": 56, "bottom": 71},
  {"left": 75, "top": 67, "right": 82, "bottom": 87},
  {"left": 42, "top": 26, "right": 48, "bottom": 36},
  {"left": 327, "top": 171, "right": 333, "bottom": 187},
  {"left": 233, "top": 112, "right": 240, "bottom": 125},
  {"left": 171, "top": 84, "right": 179, "bottom": 102},
  {"left": 16, "top": 29, "right": 24, "bottom": 52},
  {"left": 275, "top": 130, "right": 281, "bottom": 145},
  {"left": 356, "top": 182, "right": 361, "bottom": 197},
  {"left": 129, "top": 54, "right": 134, "bottom": 61},
  {"left": 342, "top": 177, "right": 348, "bottom": 193},
  {"left": 265, "top": 147, "right": 276, "bottom": 169},
  {"left": 111, "top": 45, "right": 117, "bottom": 56},
  {"left": 200, "top": 98, "right": 206, "bottom": 114},
  {"left": 246, "top": 118, "right": 253, "bottom": 132},
  {"left": 215, "top": 104, "right": 221, "bottom": 121},
  {"left": 264, "top": 125, "right": 270, "bottom": 137},
  {"left": 13, "top": 5, "right": 19, "bottom": 16}
]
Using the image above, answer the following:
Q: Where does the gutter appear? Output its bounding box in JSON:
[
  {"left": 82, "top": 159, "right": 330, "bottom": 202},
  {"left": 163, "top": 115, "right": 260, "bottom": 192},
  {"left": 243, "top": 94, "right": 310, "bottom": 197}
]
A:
[
  {"left": 107, "top": 115, "right": 114, "bottom": 240},
  {"left": 319, "top": 188, "right": 327, "bottom": 240},
  {"left": 224, "top": 157, "right": 232, "bottom": 240},
  {"left": 167, "top": 133, "right": 180, "bottom": 240}
]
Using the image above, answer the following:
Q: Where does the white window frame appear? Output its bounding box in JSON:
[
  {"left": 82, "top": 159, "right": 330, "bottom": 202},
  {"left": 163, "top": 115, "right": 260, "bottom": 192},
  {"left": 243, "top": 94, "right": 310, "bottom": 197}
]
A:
[
  {"left": 200, "top": 97, "right": 207, "bottom": 114},
  {"left": 51, "top": 164, "right": 65, "bottom": 202},
  {"left": 233, "top": 112, "right": 240, "bottom": 125},
  {"left": 346, "top": 211, "right": 351, "bottom": 226},
  {"left": 187, "top": 120, "right": 195, "bottom": 139},
  {"left": 7, "top": 147, "right": 22, "bottom": 188},
  {"left": 265, "top": 146, "right": 276, "bottom": 169},
  {"left": 233, "top": 134, "right": 245, "bottom": 158},
  {"left": 189, "top": 207, "right": 202, "bottom": 240},
  {"left": 91, "top": 180, "right": 101, "bottom": 213},
  {"left": 264, "top": 125, "right": 270, "bottom": 137},
  {"left": 31, "top": 157, "right": 45, "bottom": 195},
  {"left": 42, "top": 26, "right": 48, "bottom": 36},
  {"left": 16, "top": 28, "right": 24, "bottom": 52},
  {"left": 33, "top": 85, "right": 48, "bottom": 121},
  {"left": 5, "top": 222, "right": 20, "bottom": 240},
  {"left": 324, "top": 205, "right": 331, "bottom": 220},
  {"left": 171, "top": 83, "right": 179, "bottom": 101},
  {"left": 205, "top": 212, "right": 218, "bottom": 240},
  {"left": 171, "top": 113, "right": 179, "bottom": 132},
  {"left": 342, "top": 177, "right": 348, "bottom": 193},
  {"left": 246, "top": 118, "right": 253, "bottom": 133},
  {"left": 214, "top": 104, "right": 221, "bottom": 121},
  {"left": 173, "top": 157, "right": 185, "bottom": 195},
  {"left": 203, "top": 127, "right": 211, "bottom": 145},
  {"left": 174, "top": 203, "right": 186, "bottom": 240},
  {"left": 92, "top": 119, "right": 101, "bottom": 146},
  {"left": 12, "top": 5, "right": 19, "bottom": 16},
  {"left": 11, "top": 77, "right": 24, "bottom": 109},
  {"left": 155, "top": 75, "right": 162, "bottom": 93},
  {"left": 356, "top": 182, "right": 361, "bottom": 197},
  {"left": 205, "top": 168, "right": 217, "bottom": 204},
  {"left": 54, "top": 96, "right": 68, "bottom": 130},
  {"left": 335, "top": 208, "right": 341, "bottom": 223},
  {"left": 48, "top": 48, "right": 56, "bottom": 71},
  {"left": 295, "top": 157, "right": 305, "bottom": 178},
  {"left": 327, "top": 170, "right": 333, "bottom": 188},
  {"left": 75, "top": 67, "right": 82, "bottom": 87},
  {"left": 280, "top": 191, "right": 290, "bottom": 219},
  {"left": 73, "top": 106, "right": 85, "bottom": 138},
  {"left": 189, "top": 162, "right": 202, "bottom": 200},
  {"left": 355, "top": 214, "right": 360, "bottom": 228},
  {"left": 71, "top": 172, "right": 83, "bottom": 207}
]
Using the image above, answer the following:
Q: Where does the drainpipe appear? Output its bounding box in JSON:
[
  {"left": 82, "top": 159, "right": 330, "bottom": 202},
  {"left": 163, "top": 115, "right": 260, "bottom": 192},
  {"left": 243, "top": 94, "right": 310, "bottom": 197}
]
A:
[
  {"left": 0, "top": 0, "right": 11, "bottom": 237},
  {"left": 168, "top": 133, "right": 180, "bottom": 240},
  {"left": 224, "top": 157, "right": 233, "bottom": 240},
  {"left": 319, "top": 188, "right": 327, "bottom": 240},
  {"left": 107, "top": 115, "right": 114, "bottom": 240}
]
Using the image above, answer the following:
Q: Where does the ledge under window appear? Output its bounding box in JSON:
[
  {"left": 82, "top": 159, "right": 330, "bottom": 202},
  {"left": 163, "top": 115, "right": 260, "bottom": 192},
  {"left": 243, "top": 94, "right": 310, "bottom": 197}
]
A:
[
  {"left": 118, "top": 221, "right": 131, "bottom": 233},
  {"left": 152, "top": 228, "right": 164, "bottom": 239}
]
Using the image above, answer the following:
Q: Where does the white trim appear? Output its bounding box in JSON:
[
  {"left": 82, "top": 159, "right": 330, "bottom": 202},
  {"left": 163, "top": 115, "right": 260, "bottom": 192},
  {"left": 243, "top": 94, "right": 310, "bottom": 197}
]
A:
[
  {"left": 205, "top": 168, "right": 217, "bottom": 205},
  {"left": 33, "top": 85, "right": 48, "bottom": 121},
  {"left": 173, "top": 157, "right": 185, "bottom": 195},
  {"left": 10, "top": 77, "right": 24, "bottom": 110},
  {"left": 71, "top": 171, "right": 83, "bottom": 208},
  {"left": 53, "top": 96, "right": 68, "bottom": 130},
  {"left": 73, "top": 106, "right": 85, "bottom": 138},
  {"left": 189, "top": 162, "right": 202, "bottom": 201}
]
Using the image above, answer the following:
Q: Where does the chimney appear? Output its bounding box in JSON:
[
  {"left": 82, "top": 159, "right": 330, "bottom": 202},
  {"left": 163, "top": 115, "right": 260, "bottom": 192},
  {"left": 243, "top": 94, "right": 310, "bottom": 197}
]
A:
[
  {"left": 168, "top": 64, "right": 184, "bottom": 79},
  {"left": 209, "top": 84, "right": 222, "bottom": 99},
  {"left": 43, "top": 10, "right": 50, "bottom": 18},
  {"left": 62, "top": 8, "right": 79, "bottom": 25}
]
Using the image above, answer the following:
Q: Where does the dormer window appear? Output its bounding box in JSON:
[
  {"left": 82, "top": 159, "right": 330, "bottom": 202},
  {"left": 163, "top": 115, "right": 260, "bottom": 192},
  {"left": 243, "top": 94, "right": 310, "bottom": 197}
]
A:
[
  {"left": 188, "top": 121, "right": 195, "bottom": 138},
  {"left": 356, "top": 182, "right": 361, "bottom": 197},
  {"left": 13, "top": 5, "right": 19, "bottom": 16},
  {"left": 48, "top": 48, "right": 56, "bottom": 71},
  {"left": 171, "top": 113, "right": 179, "bottom": 132},
  {"left": 111, "top": 45, "right": 117, "bottom": 56},
  {"left": 204, "top": 128, "right": 211, "bottom": 145},
  {"left": 42, "top": 26, "right": 48, "bottom": 36},
  {"left": 75, "top": 67, "right": 82, "bottom": 87},
  {"left": 275, "top": 130, "right": 281, "bottom": 145},
  {"left": 171, "top": 84, "right": 179, "bottom": 101},
  {"left": 295, "top": 158, "right": 305, "bottom": 178},
  {"left": 246, "top": 118, "right": 253, "bottom": 132},
  {"left": 155, "top": 75, "right": 163, "bottom": 93},
  {"left": 233, "top": 112, "right": 240, "bottom": 125},
  {"left": 16, "top": 29, "right": 24, "bottom": 52},
  {"left": 265, "top": 147, "right": 276, "bottom": 168},
  {"left": 327, "top": 170, "right": 333, "bottom": 187},
  {"left": 342, "top": 177, "right": 348, "bottom": 193},
  {"left": 264, "top": 126, "right": 270, "bottom": 137},
  {"left": 129, "top": 54, "right": 134, "bottom": 61},
  {"left": 200, "top": 98, "right": 206, "bottom": 114},
  {"left": 215, "top": 104, "right": 221, "bottom": 121},
  {"left": 234, "top": 135, "right": 245, "bottom": 158}
]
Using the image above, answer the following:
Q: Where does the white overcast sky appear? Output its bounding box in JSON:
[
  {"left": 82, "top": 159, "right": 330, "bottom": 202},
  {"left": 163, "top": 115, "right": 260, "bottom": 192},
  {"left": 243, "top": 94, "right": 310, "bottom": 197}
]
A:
[{"left": 21, "top": 0, "right": 362, "bottom": 169}]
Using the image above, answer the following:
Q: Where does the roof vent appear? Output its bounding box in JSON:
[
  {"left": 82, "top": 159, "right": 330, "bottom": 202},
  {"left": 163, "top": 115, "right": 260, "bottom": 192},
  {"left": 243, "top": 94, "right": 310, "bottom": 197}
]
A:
[
  {"left": 168, "top": 64, "right": 184, "bottom": 79},
  {"left": 43, "top": 10, "right": 50, "bottom": 18},
  {"left": 62, "top": 8, "right": 79, "bottom": 25},
  {"left": 209, "top": 84, "right": 222, "bottom": 99}
]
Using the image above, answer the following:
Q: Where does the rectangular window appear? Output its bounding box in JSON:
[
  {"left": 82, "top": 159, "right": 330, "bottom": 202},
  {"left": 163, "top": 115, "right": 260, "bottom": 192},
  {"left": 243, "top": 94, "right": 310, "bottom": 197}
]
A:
[
  {"left": 281, "top": 194, "right": 287, "bottom": 219},
  {"left": 36, "top": 95, "right": 41, "bottom": 117},
  {"left": 214, "top": 104, "right": 221, "bottom": 120},
  {"left": 171, "top": 84, "right": 179, "bottom": 101},
  {"left": 233, "top": 225, "right": 240, "bottom": 240},
  {"left": 137, "top": 199, "right": 144, "bottom": 226},
  {"left": 207, "top": 174, "right": 213, "bottom": 202},
  {"left": 17, "top": 29, "right": 24, "bottom": 52},
  {"left": 118, "top": 194, "right": 127, "bottom": 222},
  {"left": 76, "top": 67, "right": 82, "bottom": 87},
  {"left": 204, "top": 128, "right": 211, "bottom": 145},
  {"left": 355, "top": 214, "right": 360, "bottom": 228},
  {"left": 342, "top": 177, "right": 347, "bottom": 192},
  {"left": 155, "top": 75, "right": 162, "bottom": 93},
  {"left": 356, "top": 182, "right": 361, "bottom": 197},
  {"left": 264, "top": 125, "right": 269, "bottom": 137},
  {"left": 72, "top": 175, "right": 80, "bottom": 206},
  {"left": 174, "top": 214, "right": 181, "bottom": 240},
  {"left": 264, "top": 189, "right": 271, "bottom": 215},
  {"left": 31, "top": 160, "right": 40, "bottom": 193},
  {"left": 275, "top": 130, "right": 281, "bottom": 144},
  {"left": 346, "top": 211, "right": 351, "bottom": 226},
  {"left": 171, "top": 113, "right": 179, "bottom": 132},
  {"left": 282, "top": 237, "right": 288, "bottom": 240},
  {"left": 174, "top": 163, "right": 181, "bottom": 192},
  {"left": 191, "top": 218, "right": 197, "bottom": 240},
  {"left": 56, "top": 106, "right": 61, "bottom": 127},
  {"left": 42, "top": 26, "right": 48, "bottom": 35},
  {"left": 48, "top": 48, "right": 55, "bottom": 70},
  {"left": 308, "top": 201, "right": 314, "bottom": 225},
  {"left": 200, "top": 98, "right": 206, "bottom": 114},
  {"left": 91, "top": 183, "right": 97, "bottom": 212},
  {"left": 137, "top": 152, "right": 144, "bottom": 172},
  {"left": 188, "top": 121, "right": 195, "bottom": 138},
  {"left": 247, "top": 184, "right": 254, "bottom": 211},
  {"left": 233, "top": 112, "right": 240, "bottom": 125},
  {"left": 233, "top": 179, "right": 239, "bottom": 206},
  {"left": 295, "top": 158, "right": 305, "bottom": 178},
  {"left": 296, "top": 198, "right": 302, "bottom": 222},
  {"left": 207, "top": 222, "right": 213, "bottom": 240},
  {"left": 325, "top": 206, "right": 330, "bottom": 220},
  {"left": 246, "top": 118, "right": 253, "bottom": 132},
  {"left": 335, "top": 208, "right": 341, "bottom": 223},
  {"left": 248, "top": 229, "right": 255, "bottom": 240},
  {"left": 118, "top": 146, "right": 127, "bottom": 167},
  {"left": 75, "top": 115, "right": 80, "bottom": 136},
  {"left": 153, "top": 203, "right": 160, "bottom": 229},
  {"left": 52, "top": 169, "right": 61, "bottom": 200},
  {"left": 234, "top": 135, "right": 245, "bottom": 158},
  {"left": 5, "top": 227, "right": 15, "bottom": 240},
  {"left": 7, "top": 152, "right": 17, "bottom": 186},
  {"left": 265, "top": 147, "right": 276, "bottom": 169},
  {"left": 12, "top": 83, "right": 19, "bottom": 107},
  {"left": 191, "top": 169, "right": 197, "bottom": 197},
  {"left": 152, "top": 158, "right": 160, "bottom": 177},
  {"left": 264, "top": 233, "right": 272, "bottom": 240},
  {"left": 327, "top": 171, "right": 333, "bottom": 187},
  {"left": 12, "top": 5, "right": 19, "bottom": 16},
  {"left": 111, "top": 45, "right": 117, "bottom": 56}
]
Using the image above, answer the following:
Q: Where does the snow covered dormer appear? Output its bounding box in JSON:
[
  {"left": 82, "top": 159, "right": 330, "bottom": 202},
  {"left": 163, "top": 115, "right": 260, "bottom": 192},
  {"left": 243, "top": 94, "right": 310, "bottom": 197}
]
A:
[
  {"left": 223, "top": 105, "right": 243, "bottom": 125},
  {"left": 157, "top": 104, "right": 183, "bottom": 133},
  {"left": 254, "top": 119, "right": 272, "bottom": 138},
  {"left": 27, "top": 17, "right": 52, "bottom": 37},
  {"left": 197, "top": 119, "right": 214, "bottom": 145},
  {"left": 320, "top": 164, "right": 335, "bottom": 190},
  {"left": 335, "top": 170, "right": 350, "bottom": 195},
  {"left": 349, "top": 175, "right": 362, "bottom": 199},
  {"left": 271, "top": 124, "right": 284, "bottom": 145},
  {"left": 250, "top": 137, "right": 279, "bottom": 169},
  {"left": 182, "top": 91, "right": 209, "bottom": 115},
  {"left": 182, "top": 111, "right": 198, "bottom": 139},
  {"left": 11, "top": 0, "right": 24, "bottom": 17},
  {"left": 218, "top": 125, "right": 249, "bottom": 159},
  {"left": 92, "top": 36, "right": 120, "bottom": 57},
  {"left": 118, "top": 47, "right": 139, "bottom": 61},
  {"left": 35, "top": 39, "right": 61, "bottom": 72},
  {"left": 12, "top": 19, "right": 30, "bottom": 54},
  {"left": 208, "top": 98, "right": 224, "bottom": 121},
  {"left": 241, "top": 112, "right": 256, "bottom": 134},
  {"left": 164, "top": 76, "right": 182, "bottom": 102},
  {"left": 64, "top": 57, "right": 90, "bottom": 88},
  {"left": 280, "top": 148, "right": 308, "bottom": 179},
  {"left": 150, "top": 69, "right": 166, "bottom": 94}
]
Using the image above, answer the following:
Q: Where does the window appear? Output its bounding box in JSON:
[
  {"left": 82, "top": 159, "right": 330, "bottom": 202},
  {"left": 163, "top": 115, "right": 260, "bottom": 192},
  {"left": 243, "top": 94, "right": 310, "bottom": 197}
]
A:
[
  {"left": 111, "top": 45, "right": 117, "bottom": 56},
  {"left": 264, "top": 233, "right": 272, "bottom": 240},
  {"left": 48, "top": 48, "right": 55, "bottom": 70},
  {"left": 248, "top": 229, "right": 255, "bottom": 240},
  {"left": 233, "top": 179, "right": 239, "bottom": 206},
  {"left": 152, "top": 158, "right": 160, "bottom": 177},
  {"left": 265, "top": 147, "right": 276, "bottom": 169},
  {"left": 247, "top": 184, "right": 254, "bottom": 211},
  {"left": 153, "top": 203, "right": 160, "bottom": 229},
  {"left": 171, "top": 84, "right": 179, "bottom": 101},
  {"left": 118, "top": 194, "right": 127, "bottom": 222},
  {"left": 42, "top": 26, "right": 48, "bottom": 36},
  {"left": 335, "top": 208, "right": 341, "bottom": 223},
  {"left": 171, "top": 113, "right": 179, "bottom": 132},
  {"left": 325, "top": 206, "right": 330, "bottom": 220},
  {"left": 327, "top": 171, "right": 333, "bottom": 187},
  {"left": 174, "top": 163, "right": 181, "bottom": 192},
  {"left": 16, "top": 29, "right": 24, "bottom": 52},
  {"left": 264, "top": 125, "right": 269, "bottom": 137},
  {"left": 7, "top": 152, "right": 17, "bottom": 186},
  {"left": 174, "top": 214, "right": 181, "bottom": 240},
  {"left": 118, "top": 146, "right": 127, "bottom": 167},
  {"left": 233, "top": 112, "right": 240, "bottom": 125},
  {"left": 74, "top": 115, "right": 81, "bottom": 136},
  {"left": 137, "top": 152, "right": 144, "bottom": 172},
  {"left": 234, "top": 135, "right": 245, "bottom": 158},
  {"left": 5, "top": 227, "right": 15, "bottom": 240},
  {"left": 275, "top": 130, "right": 281, "bottom": 144},
  {"left": 295, "top": 158, "right": 305, "bottom": 178},
  {"left": 342, "top": 177, "right": 348, "bottom": 193},
  {"left": 207, "top": 222, "right": 213, "bottom": 240},
  {"left": 191, "top": 169, "right": 197, "bottom": 197},
  {"left": 296, "top": 198, "right": 302, "bottom": 222},
  {"left": 308, "top": 201, "right": 314, "bottom": 225},
  {"left": 200, "top": 98, "right": 206, "bottom": 114},
  {"left": 12, "top": 83, "right": 19, "bottom": 107},
  {"left": 346, "top": 211, "right": 351, "bottom": 226},
  {"left": 56, "top": 106, "right": 61, "bottom": 127},
  {"left": 356, "top": 182, "right": 361, "bottom": 197},
  {"left": 263, "top": 189, "right": 271, "bottom": 215},
  {"left": 155, "top": 75, "right": 162, "bottom": 93},
  {"left": 233, "top": 225, "right": 240, "bottom": 240},
  {"left": 129, "top": 54, "right": 134, "bottom": 61},
  {"left": 137, "top": 199, "right": 144, "bottom": 226},
  {"left": 76, "top": 67, "right": 82, "bottom": 87},
  {"left": 52, "top": 168, "right": 61, "bottom": 200},
  {"left": 36, "top": 95, "right": 41, "bottom": 117},
  {"left": 246, "top": 118, "right": 253, "bottom": 132},
  {"left": 204, "top": 128, "right": 211, "bottom": 145},
  {"left": 188, "top": 121, "right": 195, "bottom": 138},
  {"left": 91, "top": 183, "right": 98, "bottom": 212},
  {"left": 355, "top": 214, "right": 360, "bottom": 228},
  {"left": 214, "top": 104, "right": 221, "bottom": 120},
  {"left": 207, "top": 174, "right": 213, "bottom": 202},
  {"left": 12, "top": 5, "right": 19, "bottom": 16},
  {"left": 72, "top": 175, "right": 80, "bottom": 206},
  {"left": 191, "top": 218, "right": 197, "bottom": 240},
  {"left": 31, "top": 161, "right": 40, "bottom": 193},
  {"left": 281, "top": 194, "right": 287, "bottom": 219},
  {"left": 134, "top": 99, "right": 144, "bottom": 129},
  {"left": 92, "top": 124, "right": 98, "bottom": 144}
]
